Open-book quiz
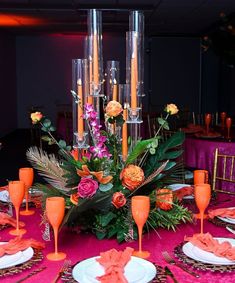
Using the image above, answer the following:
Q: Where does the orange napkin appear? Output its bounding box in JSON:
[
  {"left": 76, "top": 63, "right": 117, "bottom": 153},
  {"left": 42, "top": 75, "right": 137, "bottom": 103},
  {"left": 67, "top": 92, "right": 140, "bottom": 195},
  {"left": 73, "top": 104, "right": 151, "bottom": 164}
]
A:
[
  {"left": 0, "top": 237, "right": 45, "bottom": 257},
  {"left": 174, "top": 186, "right": 193, "bottom": 201},
  {"left": 96, "top": 247, "right": 134, "bottom": 283},
  {"left": 185, "top": 233, "right": 235, "bottom": 261},
  {"left": 0, "top": 212, "right": 24, "bottom": 228},
  {"left": 208, "top": 208, "right": 235, "bottom": 219}
]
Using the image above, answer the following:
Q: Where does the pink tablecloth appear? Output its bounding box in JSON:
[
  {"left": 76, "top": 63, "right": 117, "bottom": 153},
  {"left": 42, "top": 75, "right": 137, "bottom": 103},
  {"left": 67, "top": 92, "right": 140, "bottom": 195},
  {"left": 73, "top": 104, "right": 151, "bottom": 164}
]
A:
[
  {"left": 1, "top": 195, "right": 235, "bottom": 283},
  {"left": 184, "top": 137, "right": 235, "bottom": 192}
]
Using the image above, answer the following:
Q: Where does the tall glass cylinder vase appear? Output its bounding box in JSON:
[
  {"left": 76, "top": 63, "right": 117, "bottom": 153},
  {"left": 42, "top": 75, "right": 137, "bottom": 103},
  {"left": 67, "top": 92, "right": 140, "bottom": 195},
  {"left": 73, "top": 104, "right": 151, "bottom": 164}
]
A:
[
  {"left": 72, "top": 59, "right": 89, "bottom": 149},
  {"left": 106, "top": 60, "right": 120, "bottom": 102}
]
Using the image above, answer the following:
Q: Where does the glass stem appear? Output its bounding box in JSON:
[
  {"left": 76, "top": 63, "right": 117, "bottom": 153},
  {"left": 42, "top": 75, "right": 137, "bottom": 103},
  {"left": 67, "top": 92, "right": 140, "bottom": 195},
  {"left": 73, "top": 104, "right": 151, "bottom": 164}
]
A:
[
  {"left": 138, "top": 225, "right": 143, "bottom": 252},
  {"left": 200, "top": 211, "right": 204, "bottom": 234},
  {"left": 54, "top": 227, "right": 58, "bottom": 254},
  {"left": 15, "top": 206, "right": 19, "bottom": 232},
  {"left": 25, "top": 188, "right": 29, "bottom": 212}
]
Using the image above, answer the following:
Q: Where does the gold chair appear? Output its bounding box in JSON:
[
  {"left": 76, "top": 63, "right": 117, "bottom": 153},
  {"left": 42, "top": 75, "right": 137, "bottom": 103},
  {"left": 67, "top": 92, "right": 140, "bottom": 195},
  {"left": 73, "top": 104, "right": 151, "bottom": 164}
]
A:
[{"left": 212, "top": 148, "right": 235, "bottom": 195}]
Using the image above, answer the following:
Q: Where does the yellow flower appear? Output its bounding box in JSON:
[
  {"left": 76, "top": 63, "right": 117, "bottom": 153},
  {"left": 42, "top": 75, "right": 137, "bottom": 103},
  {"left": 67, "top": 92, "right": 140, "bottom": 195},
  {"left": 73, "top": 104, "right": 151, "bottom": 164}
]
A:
[
  {"left": 165, "top": 104, "right": 179, "bottom": 115},
  {"left": 106, "top": 100, "right": 123, "bottom": 117},
  {"left": 31, "top": 112, "right": 43, "bottom": 124}
]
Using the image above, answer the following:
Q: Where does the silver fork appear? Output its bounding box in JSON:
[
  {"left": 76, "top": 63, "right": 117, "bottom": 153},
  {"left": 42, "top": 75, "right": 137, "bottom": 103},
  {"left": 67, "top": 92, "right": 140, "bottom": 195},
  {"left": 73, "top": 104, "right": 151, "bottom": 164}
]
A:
[
  {"left": 52, "top": 259, "right": 71, "bottom": 283},
  {"left": 162, "top": 251, "right": 200, "bottom": 278}
]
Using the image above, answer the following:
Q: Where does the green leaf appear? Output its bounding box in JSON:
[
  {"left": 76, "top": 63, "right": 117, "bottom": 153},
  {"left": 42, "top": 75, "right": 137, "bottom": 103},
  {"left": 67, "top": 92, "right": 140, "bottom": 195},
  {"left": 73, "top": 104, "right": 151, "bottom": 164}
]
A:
[
  {"left": 157, "top": 117, "right": 166, "bottom": 126},
  {"left": 99, "top": 183, "right": 113, "bottom": 192},
  {"left": 96, "top": 231, "right": 107, "bottom": 240},
  {"left": 117, "top": 229, "right": 126, "bottom": 243},
  {"left": 149, "top": 148, "right": 156, "bottom": 155},
  {"left": 58, "top": 140, "right": 67, "bottom": 149},
  {"left": 49, "top": 126, "right": 56, "bottom": 132},
  {"left": 126, "top": 138, "right": 155, "bottom": 164},
  {"left": 43, "top": 119, "right": 51, "bottom": 128},
  {"left": 99, "top": 212, "right": 116, "bottom": 227},
  {"left": 41, "top": 127, "right": 48, "bottom": 132},
  {"left": 162, "top": 122, "right": 169, "bottom": 130}
]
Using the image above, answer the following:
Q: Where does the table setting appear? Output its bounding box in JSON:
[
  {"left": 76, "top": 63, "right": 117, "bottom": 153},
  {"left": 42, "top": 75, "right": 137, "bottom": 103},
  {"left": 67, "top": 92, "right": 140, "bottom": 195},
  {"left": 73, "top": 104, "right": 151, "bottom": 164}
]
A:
[{"left": 1, "top": 8, "right": 235, "bottom": 283}]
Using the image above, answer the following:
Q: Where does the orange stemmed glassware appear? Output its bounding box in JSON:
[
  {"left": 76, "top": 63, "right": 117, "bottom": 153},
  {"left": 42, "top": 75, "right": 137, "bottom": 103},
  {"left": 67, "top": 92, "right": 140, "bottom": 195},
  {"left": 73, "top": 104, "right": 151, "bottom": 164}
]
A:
[
  {"left": 226, "top": 117, "right": 232, "bottom": 139},
  {"left": 220, "top": 112, "right": 227, "bottom": 129},
  {"left": 205, "top": 113, "right": 211, "bottom": 135},
  {"left": 131, "top": 196, "right": 150, "bottom": 259},
  {"left": 46, "top": 197, "right": 66, "bottom": 261},
  {"left": 8, "top": 181, "right": 27, "bottom": 236},
  {"left": 19, "top": 168, "right": 35, "bottom": 216},
  {"left": 194, "top": 184, "right": 211, "bottom": 234},
  {"left": 194, "top": 170, "right": 209, "bottom": 185}
]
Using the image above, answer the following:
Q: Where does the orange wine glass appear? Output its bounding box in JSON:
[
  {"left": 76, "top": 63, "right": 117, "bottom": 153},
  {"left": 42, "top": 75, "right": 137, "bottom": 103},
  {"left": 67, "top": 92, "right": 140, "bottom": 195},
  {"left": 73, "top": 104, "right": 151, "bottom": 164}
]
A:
[
  {"left": 8, "top": 181, "right": 27, "bottom": 236},
  {"left": 205, "top": 113, "right": 211, "bottom": 135},
  {"left": 19, "top": 168, "right": 35, "bottom": 216},
  {"left": 194, "top": 184, "right": 211, "bottom": 234},
  {"left": 220, "top": 112, "right": 227, "bottom": 129},
  {"left": 131, "top": 196, "right": 150, "bottom": 259},
  {"left": 194, "top": 170, "right": 209, "bottom": 185},
  {"left": 226, "top": 117, "right": 232, "bottom": 139},
  {"left": 46, "top": 197, "right": 66, "bottom": 261}
]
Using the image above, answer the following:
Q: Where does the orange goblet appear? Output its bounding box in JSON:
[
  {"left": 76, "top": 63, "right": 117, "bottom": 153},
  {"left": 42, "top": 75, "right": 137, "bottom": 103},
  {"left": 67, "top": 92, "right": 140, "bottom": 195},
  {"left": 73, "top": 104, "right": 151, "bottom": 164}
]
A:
[
  {"left": 194, "top": 184, "right": 211, "bottom": 234},
  {"left": 220, "top": 112, "right": 227, "bottom": 129},
  {"left": 226, "top": 117, "right": 232, "bottom": 139},
  {"left": 19, "top": 168, "right": 35, "bottom": 216},
  {"left": 46, "top": 197, "right": 66, "bottom": 261},
  {"left": 194, "top": 170, "right": 209, "bottom": 185},
  {"left": 205, "top": 113, "right": 211, "bottom": 135},
  {"left": 131, "top": 196, "right": 150, "bottom": 259},
  {"left": 8, "top": 181, "right": 27, "bottom": 236}
]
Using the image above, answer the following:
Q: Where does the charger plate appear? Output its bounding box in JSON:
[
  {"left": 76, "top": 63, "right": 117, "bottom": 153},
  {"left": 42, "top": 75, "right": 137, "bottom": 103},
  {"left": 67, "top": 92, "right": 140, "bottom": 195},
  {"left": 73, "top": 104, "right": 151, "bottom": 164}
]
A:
[
  {"left": 0, "top": 248, "right": 43, "bottom": 277},
  {"left": 174, "top": 241, "right": 235, "bottom": 273},
  {"left": 208, "top": 216, "right": 235, "bottom": 230},
  {"left": 61, "top": 261, "right": 166, "bottom": 283}
]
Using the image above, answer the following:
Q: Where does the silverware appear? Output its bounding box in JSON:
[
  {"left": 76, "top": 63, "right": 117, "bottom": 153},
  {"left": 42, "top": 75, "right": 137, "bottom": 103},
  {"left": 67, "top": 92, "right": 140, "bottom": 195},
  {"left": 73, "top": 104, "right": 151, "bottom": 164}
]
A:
[
  {"left": 164, "top": 266, "right": 179, "bottom": 283},
  {"left": 226, "top": 226, "right": 235, "bottom": 234},
  {"left": 52, "top": 259, "right": 71, "bottom": 283},
  {"left": 15, "top": 266, "right": 47, "bottom": 283},
  {"left": 162, "top": 251, "right": 200, "bottom": 278}
]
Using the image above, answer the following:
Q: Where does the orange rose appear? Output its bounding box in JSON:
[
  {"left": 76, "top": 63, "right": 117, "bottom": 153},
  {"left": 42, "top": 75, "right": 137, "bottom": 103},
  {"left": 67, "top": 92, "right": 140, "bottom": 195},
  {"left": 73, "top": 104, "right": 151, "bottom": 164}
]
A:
[
  {"left": 70, "top": 193, "right": 79, "bottom": 205},
  {"left": 156, "top": 188, "right": 173, "bottom": 211},
  {"left": 106, "top": 100, "right": 123, "bottom": 117},
  {"left": 31, "top": 112, "right": 43, "bottom": 124},
  {"left": 165, "top": 104, "right": 179, "bottom": 115},
  {"left": 112, "top": 192, "right": 126, "bottom": 209},
  {"left": 120, "top": 165, "right": 144, "bottom": 191}
]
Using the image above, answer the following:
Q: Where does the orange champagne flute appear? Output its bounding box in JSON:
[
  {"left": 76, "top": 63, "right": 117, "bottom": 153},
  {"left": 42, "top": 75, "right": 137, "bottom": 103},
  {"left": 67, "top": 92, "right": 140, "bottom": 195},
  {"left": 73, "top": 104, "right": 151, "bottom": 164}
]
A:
[
  {"left": 205, "top": 113, "right": 211, "bottom": 135},
  {"left": 226, "top": 117, "right": 232, "bottom": 139},
  {"left": 19, "top": 168, "right": 35, "bottom": 215},
  {"left": 8, "top": 181, "right": 27, "bottom": 235},
  {"left": 194, "top": 184, "right": 211, "bottom": 234},
  {"left": 220, "top": 112, "right": 226, "bottom": 129},
  {"left": 131, "top": 196, "right": 150, "bottom": 259},
  {"left": 46, "top": 197, "right": 66, "bottom": 261}
]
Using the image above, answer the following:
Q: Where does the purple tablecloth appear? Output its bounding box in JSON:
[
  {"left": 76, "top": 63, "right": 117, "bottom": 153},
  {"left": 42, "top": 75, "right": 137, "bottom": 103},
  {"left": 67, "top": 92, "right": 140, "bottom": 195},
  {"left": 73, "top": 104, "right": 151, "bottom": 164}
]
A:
[
  {"left": 1, "top": 194, "right": 235, "bottom": 283},
  {"left": 184, "top": 137, "right": 235, "bottom": 192}
]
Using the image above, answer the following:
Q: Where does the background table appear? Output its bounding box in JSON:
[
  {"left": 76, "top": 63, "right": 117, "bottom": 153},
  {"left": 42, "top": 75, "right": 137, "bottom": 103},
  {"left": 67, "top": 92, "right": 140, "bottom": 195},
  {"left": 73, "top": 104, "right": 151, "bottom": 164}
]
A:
[
  {"left": 1, "top": 195, "right": 235, "bottom": 283},
  {"left": 184, "top": 136, "right": 235, "bottom": 192}
]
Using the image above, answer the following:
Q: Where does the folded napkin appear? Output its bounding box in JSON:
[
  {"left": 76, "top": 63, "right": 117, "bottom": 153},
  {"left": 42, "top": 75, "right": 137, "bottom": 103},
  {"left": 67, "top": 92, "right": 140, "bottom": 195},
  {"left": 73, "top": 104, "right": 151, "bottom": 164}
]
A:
[
  {"left": 96, "top": 247, "right": 134, "bottom": 283},
  {"left": 174, "top": 186, "right": 193, "bottom": 201},
  {"left": 208, "top": 208, "right": 235, "bottom": 219},
  {"left": 0, "top": 185, "right": 8, "bottom": 192},
  {"left": 185, "top": 233, "right": 235, "bottom": 261},
  {"left": 0, "top": 212, "right": 24, "bottom": 228},
  {"left": 0, "top": 237, "right": 45, "bottom": 257}
]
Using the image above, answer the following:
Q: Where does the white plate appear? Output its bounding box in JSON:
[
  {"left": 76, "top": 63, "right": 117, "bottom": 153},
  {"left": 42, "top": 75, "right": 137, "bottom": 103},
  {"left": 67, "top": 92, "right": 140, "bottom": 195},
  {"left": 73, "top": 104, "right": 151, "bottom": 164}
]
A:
[
  {"left": 216, "top": 207, "right": 235, "bottom": 225},
  {"left": 0, "top": 190, "right": 39, "bottom": 203},
  {"left": 168, "top": 184, "right": 194, "bottom": 200},
  {"left": 0, "top": 242, "right": 34, "bottom": 269},
  {"left": 72, "top": 256, "right": 156, "bottom": 283},
  {"left": 183, "top": 237, "right": 235, "bottom": 265}
]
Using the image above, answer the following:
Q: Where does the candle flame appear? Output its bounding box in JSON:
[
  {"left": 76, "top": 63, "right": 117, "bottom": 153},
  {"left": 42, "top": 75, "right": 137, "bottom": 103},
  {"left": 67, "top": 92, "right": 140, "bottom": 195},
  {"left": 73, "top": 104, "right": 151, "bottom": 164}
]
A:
[
  {"left": 113, "top": 78, "right": 117, "bottom": 84},
  {"left": 77, "top": 79, "right": 82, "bottom": 85}
]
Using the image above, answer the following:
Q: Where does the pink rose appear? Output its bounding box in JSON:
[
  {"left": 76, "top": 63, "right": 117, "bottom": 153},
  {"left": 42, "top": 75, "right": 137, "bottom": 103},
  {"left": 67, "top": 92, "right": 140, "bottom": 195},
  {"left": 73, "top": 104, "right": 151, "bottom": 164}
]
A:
[{"left": 77, "top": 177, "right": 98, "bottom": 198}]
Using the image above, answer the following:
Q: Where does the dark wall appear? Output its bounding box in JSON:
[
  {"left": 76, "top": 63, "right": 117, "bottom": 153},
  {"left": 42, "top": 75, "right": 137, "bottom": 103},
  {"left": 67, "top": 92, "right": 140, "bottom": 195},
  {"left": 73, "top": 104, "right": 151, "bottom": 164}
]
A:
[
  {"left": 16, "top": 34, "right": 126, "bottom": 128},
  {"left": 0, "top": 33, "right": 16, "bottom": 137}
]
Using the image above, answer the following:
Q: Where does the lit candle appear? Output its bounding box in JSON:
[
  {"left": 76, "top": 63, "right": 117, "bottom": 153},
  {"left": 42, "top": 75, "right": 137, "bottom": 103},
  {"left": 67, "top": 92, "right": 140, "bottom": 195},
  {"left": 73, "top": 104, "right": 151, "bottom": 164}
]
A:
[
  {"left": 112, "top": 79, "right": 118, "bottom": 101},
  {"left": 131, "top": 33, "right": 138, "bottom": 109},
  {"left": 122, "top": 107, "right": 128, "bottom": 161},
  {"left": 88, "top": 58, "right": 93, "bottom": 105},
  {"left": 77, "top": 79, "right": 84, "bottom": 138},
  {"left": 93, "top": 33, "right": 99, "bottom": 85}
]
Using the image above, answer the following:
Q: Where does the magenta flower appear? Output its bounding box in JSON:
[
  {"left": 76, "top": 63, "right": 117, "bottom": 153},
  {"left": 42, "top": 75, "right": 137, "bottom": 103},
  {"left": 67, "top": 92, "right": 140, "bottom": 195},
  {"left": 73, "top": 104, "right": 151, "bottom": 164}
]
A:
[{"left": 77, "top": 177, "right": 99, "bottom": 198}]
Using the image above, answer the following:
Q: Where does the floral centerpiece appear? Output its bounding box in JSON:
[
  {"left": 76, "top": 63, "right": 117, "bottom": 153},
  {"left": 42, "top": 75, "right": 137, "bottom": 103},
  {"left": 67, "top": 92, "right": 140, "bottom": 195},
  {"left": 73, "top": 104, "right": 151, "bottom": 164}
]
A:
[{"left": 28, "top": 103, "right": 192, "bottom": 242}]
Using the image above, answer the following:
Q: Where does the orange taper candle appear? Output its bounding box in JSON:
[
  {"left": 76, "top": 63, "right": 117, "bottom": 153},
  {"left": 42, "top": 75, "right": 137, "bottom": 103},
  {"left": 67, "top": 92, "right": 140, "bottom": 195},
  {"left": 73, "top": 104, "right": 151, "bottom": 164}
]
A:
[
  {"left": 122, "top": 108, "right": 128, "bottom": 161},
  {"left": 77, "top": 79, "right": 84, "bottom": 138},
  {"left": 112, "top": 79, "right": 118, "bottom": 101}
]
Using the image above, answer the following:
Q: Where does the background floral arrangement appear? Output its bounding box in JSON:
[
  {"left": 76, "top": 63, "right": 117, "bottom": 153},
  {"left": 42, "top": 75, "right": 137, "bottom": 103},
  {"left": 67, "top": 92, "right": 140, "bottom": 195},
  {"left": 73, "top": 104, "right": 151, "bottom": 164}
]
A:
[{"left": 28, "top": 103, "right": 192, "bottom": 242}]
